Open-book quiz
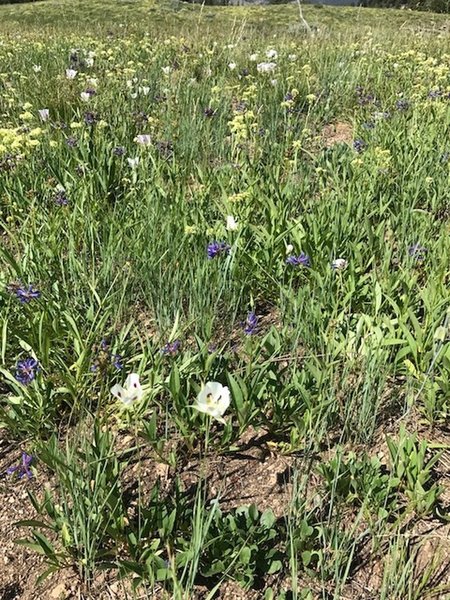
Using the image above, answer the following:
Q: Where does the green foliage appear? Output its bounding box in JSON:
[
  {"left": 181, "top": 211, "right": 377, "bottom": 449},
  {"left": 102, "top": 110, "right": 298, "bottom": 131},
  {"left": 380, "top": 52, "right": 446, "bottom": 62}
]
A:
[
  {"left": 1, "top": 0, "right": 450, "bottom": 597},
  {"left": 386, "top": 427, "right": 443, "bottom": 516}
]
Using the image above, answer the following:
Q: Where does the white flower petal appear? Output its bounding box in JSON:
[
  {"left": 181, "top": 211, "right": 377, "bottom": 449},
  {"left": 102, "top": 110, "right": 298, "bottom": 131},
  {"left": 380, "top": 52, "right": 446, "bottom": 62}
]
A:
[{"left": 111, "top": 383, "right": 126, "bottom": 401}]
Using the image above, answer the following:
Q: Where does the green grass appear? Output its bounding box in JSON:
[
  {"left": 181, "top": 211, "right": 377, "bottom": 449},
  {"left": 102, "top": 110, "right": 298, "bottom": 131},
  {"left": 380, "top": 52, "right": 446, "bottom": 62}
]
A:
[{"left": 1, "top": 0, "right": 450, "bottom": 598}]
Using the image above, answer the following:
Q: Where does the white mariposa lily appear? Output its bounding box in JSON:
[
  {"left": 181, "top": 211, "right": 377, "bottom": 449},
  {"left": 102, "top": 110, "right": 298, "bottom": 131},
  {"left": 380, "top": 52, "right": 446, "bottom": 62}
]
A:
[
  {"left": 193, "top": 381, "right": 230, "bottom": 424},
  {"left": 111, "top": 373, "right": 143, "bottom": 406},
  {"left": 226, "top": 215, "right": 238, "bottom": 231}
]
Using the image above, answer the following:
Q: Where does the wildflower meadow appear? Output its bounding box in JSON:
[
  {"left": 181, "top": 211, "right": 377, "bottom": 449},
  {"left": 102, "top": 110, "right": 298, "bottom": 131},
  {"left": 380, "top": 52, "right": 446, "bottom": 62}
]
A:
[{"left": 0, "top": 0, "right": 450, "bottom": 598}]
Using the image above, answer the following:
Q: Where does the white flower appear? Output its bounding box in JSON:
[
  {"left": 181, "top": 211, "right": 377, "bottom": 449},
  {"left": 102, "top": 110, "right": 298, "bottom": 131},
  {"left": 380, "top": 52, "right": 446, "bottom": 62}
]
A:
[
  {"left": 38, "top": 109, "right": 49, "bottom": 122},
  {"left": 139, "top": 86, "right": 150, "bottom": 96},
  {"left": 266, "top": 49, "right": 278, "bottom": 59},
  {"left": 270, "top": 79, "right": 278, "bottom": 87},
  {"left": 127, "top": 157, "right": 140, "bottom": 168},
  {"left": 111, "top": 373, "right": 143, "bottom": 406},
  {"left": 66, "top": 69, "right": 77, "bottom": 79},
  {"left": 162, "top": 66, "right": 171, "bottom": 75},
  {"left": 32, "top": 64, "right": 42, "bottom": 73},
  {"left": 135, "top": 134, "right": 152, "bottom": 145},
  {"left": 331, "top": 258, "right": 348, "bottom": 271},
  {"left": 226, "top": 215, "right": 238, "bottom": 231},
  {"left": 194, "top": 381, "right": 230, "bottom": 424},
  {"left": 85, "top": 57, "right": 94, "bottom": 68},
  {"left": 285, "top": 244, "right": 294, "bottom": 254},
  {"left": 249, "top": 53, "right": 258, "bottom": 62},
  {"left": 257, "top": 62, "right": 276, "bottom": 74},
  {"left": 87, "top": 78, "right": 98, "bottom": 87},
  {"left": 80, "top": 92, "right": 90, "bottom": 102},
  {"left": 228, "top": 62, "right": 237, "bottom": 71},
  {"left": 130, "top": 93, "right": 138, "bottom": 99},
  {"left": 288, "top": 54, "right": 297, "bottom": 61}
]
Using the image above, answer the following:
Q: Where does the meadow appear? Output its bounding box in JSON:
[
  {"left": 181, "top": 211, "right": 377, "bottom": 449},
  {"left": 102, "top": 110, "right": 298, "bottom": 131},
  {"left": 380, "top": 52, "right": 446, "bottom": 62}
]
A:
[{"left": 0, "top": 0, "right": 450, "bottom": 598}]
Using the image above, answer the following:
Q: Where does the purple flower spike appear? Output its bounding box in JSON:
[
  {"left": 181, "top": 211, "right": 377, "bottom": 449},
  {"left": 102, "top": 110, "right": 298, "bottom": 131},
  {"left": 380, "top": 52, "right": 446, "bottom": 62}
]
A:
[
  {"left": 161, "top": 340, "right": 181, "bottom": 356},
  {"left": 408, "top": 243, "right": 427, "bottom": 261},
  {"left": 6, "top": 452, "right": 33, "bottom": 479},
  {"left": 353, "top": 138, "right": 366, "bottom": 153},
  {"left": 15, "top": 358, "right": 39, "bottom": 385},
  {"left": 54, "top": 189, "right": 69, "bottom": 206},
  {"left": 207, "top": 241, "right": 231, "bottom": 259},
  {"left": 111, "top": 354, "right": 123, "bottom": 370},
  {"left": 113, "top": 146, "right": 126, "bottom": 156},
  {"left": 285, "top": 253, "right": 311, "bottom": 268},
  {"left": 13, "top": 284, "right": 41, "bottom": 304},
  {"left": 244, "top": 312, "right": 259, "bottom": 335}
]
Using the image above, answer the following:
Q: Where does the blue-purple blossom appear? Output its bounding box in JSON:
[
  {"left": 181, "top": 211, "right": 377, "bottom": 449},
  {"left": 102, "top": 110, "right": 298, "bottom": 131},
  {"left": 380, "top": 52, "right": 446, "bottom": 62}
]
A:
[
  {"left": 84, "top": 111, "right": 97, "bottom": 126},
  {"left": 161, "top": 340, "right": 181, "bottom": 356},
  {"left": 355, "top": 87, "right": 375, "bottom": 106},
  {"left": 207, "top": 241, "right": 231, "bottom": 259},
  {"left": 15, "top": 358, "right": 39, "bottom": 385},
  {"left": 111, "top": 354, "right": 123, "bottom": 370},
  {"left": 66, "top": 136, "right": 78, "bottom": 148},
  {"left": 54, "top": 189, "right": 69, "bottom": 206},
  {"left": 91, "top": 339, "right": 123, "bottom": 371},
  {"left": 428, "top": 89, "right": 442, "bottom": 100},
  {"left": 286, "top": 253, "right": 311, "bottom": 268},
  {"left": 396, "top": 99, "right": 410, "bottom": 111},
  {"left": 6, "top": 452, "right": 33, "bottom": 479},
  {"left": 408, "top": 243, "right": 427, "bottom": 261},
  {"left": 353, "top": 139, "right": 366, "bottom": 153},
  {"left": 243, "top": 312, "right": 259, "bottom": 335},
  {"left": 113, "top": 146, "right": 126, "bottom": 156},
  {"left": 13, "top": 284, "right": 41, "bottom": 304}
]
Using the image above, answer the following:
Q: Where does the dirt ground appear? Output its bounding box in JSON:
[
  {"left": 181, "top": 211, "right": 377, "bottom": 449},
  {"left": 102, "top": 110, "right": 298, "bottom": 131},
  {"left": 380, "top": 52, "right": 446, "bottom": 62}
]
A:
[{"left": 1, "top": 421, "right": 450, "bottom": 600}]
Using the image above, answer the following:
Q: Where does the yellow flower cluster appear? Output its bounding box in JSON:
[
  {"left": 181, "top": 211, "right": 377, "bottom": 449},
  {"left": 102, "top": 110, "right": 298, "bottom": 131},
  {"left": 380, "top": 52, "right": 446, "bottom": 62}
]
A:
[
  {"left": 0, "top": 126, "right": 41, "bottom": 155},
  {"left": 228, "top": 110, "right": 257, "bottom": 143}
]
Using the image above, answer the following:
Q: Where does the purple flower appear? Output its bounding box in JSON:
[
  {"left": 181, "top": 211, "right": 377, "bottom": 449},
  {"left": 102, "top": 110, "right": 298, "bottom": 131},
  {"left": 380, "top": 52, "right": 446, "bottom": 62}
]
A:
[
  {"left": 355, "top": 87, "right": 375, "bottom": 106},
  {"left": 84, "top": 111, "right": 97, "bottom": 126},
  {"left": 113, "top": 146, "right": 126, "bottom": 156},
  {"left": 66, "top": 136, "right": 78, "bottom": 148},
  {"left": 6, "top": 452, "right": 33, "bottom": 479},
  {"left": 243, "top": 312, "right": 259, "bottom": 335},
  {"left": 15, "top": 358, "right": 39, "bottom": 385},
  {"left": 161, "top": 340, "right": 181, "bottom": 356},
  {"left": 353, "top": 139, "right": 366, "bottom": 153},
  {"left": 408, "top": 243, "right": 427, "bottom": 261},
  {"left": 428, "top": 90, "right": 442, "bottom": 100},
  {"left": 203, "top": 107, "right": 216, "bottom": 118},
  {"left": 396, "top": 99, "right": 410, "bottom": 111},
  {"left": 207, "top": 241, "right": 231, "bottom": 259},
  {"left": 111, "top": 354, "right": 123, "bottom": 370},
  {"left": 286, "top": 253, "right": 311, "bottom": 268},
  {"left": 54, "top": 189, "right": 68, "bottom": 206},
  {"left": 13, "top": 284, "right": 41, "bottom": 304}
]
